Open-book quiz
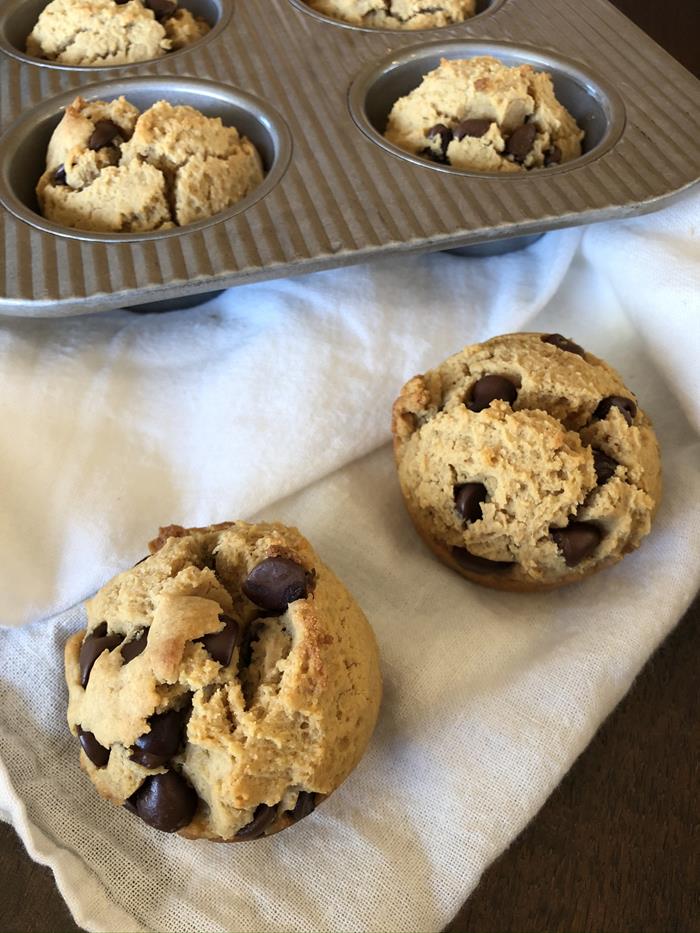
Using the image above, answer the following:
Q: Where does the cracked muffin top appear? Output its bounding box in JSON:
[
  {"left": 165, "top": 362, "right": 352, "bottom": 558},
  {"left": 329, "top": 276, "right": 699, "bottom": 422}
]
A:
[
  {"left": 26, "top": 0, "right": 209, "bottom": 67},
  {"left": 36, "top": 96, "right": 264, "bottom": 234},
  {"left": 64, "top": 521, "right": 382, "bottom": 840},
  {"left": 392, "top": 333, "right": 662, "bottom": 592}
]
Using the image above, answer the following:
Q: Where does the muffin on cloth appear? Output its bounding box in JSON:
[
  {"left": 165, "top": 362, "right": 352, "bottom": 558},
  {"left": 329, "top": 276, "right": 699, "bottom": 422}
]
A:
[
  {"left": 392, "top": 333, "right": 662, "bottom": 592},
  {"left": 26, "top": 0, "right": 209, "bottom": 67},
  {"left": 385, "top": 56, "right": 584, "bottom": 172},
  {"left": 64, "top": 522, "right": 382, "bottom": 840},
  {"left": 36, "top": 95, "right": 264, "bottom": 233},
  {"left": 305, "top": 0, "right": 476, "bottom": 29}
]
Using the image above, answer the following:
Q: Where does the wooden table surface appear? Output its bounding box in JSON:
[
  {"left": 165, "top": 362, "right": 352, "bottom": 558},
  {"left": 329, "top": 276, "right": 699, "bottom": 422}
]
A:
[{"left": 1, "top": 3, "right": 698, "bottom": 931}]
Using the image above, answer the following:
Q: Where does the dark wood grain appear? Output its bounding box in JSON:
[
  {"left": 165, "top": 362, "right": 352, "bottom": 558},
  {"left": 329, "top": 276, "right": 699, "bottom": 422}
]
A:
[{"left": 1, "top": 3, "right": 698, "bottom": 932}]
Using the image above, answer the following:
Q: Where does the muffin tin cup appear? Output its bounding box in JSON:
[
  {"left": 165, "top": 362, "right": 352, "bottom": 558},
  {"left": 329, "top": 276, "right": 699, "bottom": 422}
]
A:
[
  {"left": 349, "top": 39, "right": 627, "bottom": 178},
  {"left": 287, "top": 0, "right": 509, "bottom": 34},
  {"left": 0, "top": 0, "right": 698, "bottom": 315},
  {"left": 0, "top": 0, "right": 233, "bottom": 72},
  {"left": 0, "top": 76, "right": 293, "bottom": 244}
]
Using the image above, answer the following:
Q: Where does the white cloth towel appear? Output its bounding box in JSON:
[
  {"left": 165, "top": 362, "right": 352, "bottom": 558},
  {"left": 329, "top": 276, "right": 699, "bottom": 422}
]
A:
[{"left": 0, "top": 187, "right": 698, "bottom": 933}]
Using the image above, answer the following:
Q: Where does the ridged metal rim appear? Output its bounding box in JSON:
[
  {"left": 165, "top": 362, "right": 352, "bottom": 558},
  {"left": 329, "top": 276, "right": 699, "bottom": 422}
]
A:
[
  {"left": 348, "top": 39, "right": 627, "bottom": 178},
  {"left": 0, "top": 0, "right": 233, "bottom": 72},
  {"left": 286, "top": 0, "right": 509, "bottom": 34},
  {"left": 0, "top": 76, "right": 293, "bottom": 243}
]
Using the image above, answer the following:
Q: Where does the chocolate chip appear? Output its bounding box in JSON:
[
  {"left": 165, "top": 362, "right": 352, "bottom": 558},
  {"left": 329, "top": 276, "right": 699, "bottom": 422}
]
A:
[
  {"left": 420, "top": 147, "right": 449, "bottom": 165},
  {"left": 452, "top": 547, "right": 514, "bottom": 574},
  {"left": 454, "top": 483, "right": 487, "bottom": 523},
  {"left": 592, "top": 449, "right": 618, "bottom": 485},
  {"left": 426, "top": 123, "right": 453, "bottom": 156},
  {"left": 291, "top": 791, "right": 316, "bottom": 822},
  {"left": 121, "top": 629, "right": 148, "bottom": 664},
  {"left": 544, "top": 144, "right": 562, "bottom": 166},
  {"left": 79, "top": 627, "right": 124, "bottom": 687},
  {"left": 551, "top": 522, "right": 602, "bottom": 566},
  {"left": 78, "top": 727, "right": 110, "bottom": 768},
  {"left": 53, "top": 164, "right": 67, "bottom": 185},
  {"left": 594, "top": 396, "right": 637, "bottom": 426},
  {"left": 541, "top": 333, "right": 585, "bottom": 356},
  {"left": 197, "top": 614, "right": 240, "bottom": 667},
  {"left": 235, "top": 803, "right": 277, "bottom": 840},
  {"left": 453, "top": 118, "right": 491, "bottom": 140},
  {"left": 144, "top": 0, "right": 177, "bottom": 18},
  {"left": 505, "top": 123, "right": 537, "bottom": 163},
  {"left": 468, "top": 375, "right": 518, "bottom": 412},
  {"left": 132, "top": 771, "right": 198, "bottom": 833},
  {"left": 130, "top": 705, "right": 190, "bottom": 769},
  {"left": 123, "top": 796, "right": 138, "bottom": 814},
  {"left": 243, "top": 558, "right": 309, "bottom": 613},
  {"left": 88, "top": 120, "right": 122, "bottom": 151}
]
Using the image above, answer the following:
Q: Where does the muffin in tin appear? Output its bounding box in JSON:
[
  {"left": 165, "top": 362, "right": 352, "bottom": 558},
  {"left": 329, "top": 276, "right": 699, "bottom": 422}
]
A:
[
  {"left": 392, "top": 333, "right": 661, "bottom": 591},
  {"left": 385, "top": 56, "right": 584, "bottom": 172},
  {"left": 26, "top": 0, "right": 210, "bottom": 67},
  {"left": 37, "top": 95, "right": 264, "bottom": 234},
  {"left": 65, "top": 521, "right": 382, "bottom": 840},
  {"left": 304, "top": 0, "right": 477, "bottom": 30}
]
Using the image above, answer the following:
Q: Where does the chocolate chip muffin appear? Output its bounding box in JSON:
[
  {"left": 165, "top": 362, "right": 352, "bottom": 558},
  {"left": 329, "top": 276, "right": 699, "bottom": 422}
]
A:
[
  {"left": 37, "top": 96, "right": 264, "bottom": 234},
  {"left": 392, "top": 333, "right": 662, "bottom": 592},
  {"left": 385, "top": 57, "right": 584, "bottom": 172},
  {"left": 64, "top": 522, "right": 382, "bottom": 840},
  {"left": 304, "top": 0, "right": 476, "bottom": 29},
  {"left": 27, "top": 0, "right": 209, "bottom": 67}
]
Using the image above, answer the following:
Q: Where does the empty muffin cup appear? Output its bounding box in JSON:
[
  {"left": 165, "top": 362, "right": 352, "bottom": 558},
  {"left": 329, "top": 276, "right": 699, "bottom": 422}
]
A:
[
  {"left": 349, "top": 39, "right": 626, "bottom": 177},
  {"left": 0, "top": 0, "right": 231, "bottom": 71},
  {"left": 0, "top": 76, "right": 292, "bottom": 243},
  {"left": 287, "top": 0, "right": 507, "bottom": 33}
]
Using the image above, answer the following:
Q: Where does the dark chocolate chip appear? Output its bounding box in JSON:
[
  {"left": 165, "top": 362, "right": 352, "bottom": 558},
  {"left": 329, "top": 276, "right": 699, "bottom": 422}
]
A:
[
  {"left": 454, "top": 483, "right": 487, "bottom": 523},
  {"left": 453, "top": 118, "right": 492, "bottom": 140},
  {"left": 594, "top": 395, "right": 637, "bottom": 426},
  {"left": 243, "top": 558, "right": 309, "bottom": 613},
  {"left": 544, "top": 144, "right": 562, "bottom": 166},
  {"left": 420, "top": 147, "right": 449, "bottom": 165},
  {"left": 123, "top": 796, "right": 138, "bottom": 814},
  {"left": 235, "top": 803, "right": 277, "bottom": 840},
  {"left": 541, "top": 333, "right": 585, "bottom": 356},
  {"left": 426, "top": 123, "right": 453, "bottom": 156},
  {"left": 130, "top": 706, "right": 190, "bottom": 769},
  {"left": 505, "top": 123, "right": 537, "bottom": 163},
  {"left": 291, "top": 791, "right": 316, "bottom": 822},
  {"left": 551, "top": 522, "right": 602, "bottom": 566},
  {"left": 88, "top": 120, "right": 122, "bottom": 151},
  {"left": 452, "top": 547, "right": 514, "bottom": 574},
  {"left": 468, "top": 374, "right": 518, "bottom": 412},
  {"left": 53, "top": 164, "right": 67, "bottom": 185},
  {"left": 132, "top": 771, "right": 198, "bottom": 833},
  {"left": 593, "top": 449, "right": 618, "bottom": 485},
  {"left": 197, "top": 614, "right": 240, "bottom": 667},
  {"left": 79, "top": 628, "right": 124, "bottom": 687},
  {"left": 78, "top": 727, "right": 110, "bottom": 768},
  {"left": 144, "top": 0, "right": 177, "bottom": 18},
  {"left": 121, "top": 629, "right": 148, "bottom": 664}
]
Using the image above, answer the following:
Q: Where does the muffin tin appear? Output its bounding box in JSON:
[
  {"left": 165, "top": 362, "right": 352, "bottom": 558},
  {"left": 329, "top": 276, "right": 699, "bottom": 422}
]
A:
[{"left": 0, "top": 0, "right": 698, "bottom": 316}]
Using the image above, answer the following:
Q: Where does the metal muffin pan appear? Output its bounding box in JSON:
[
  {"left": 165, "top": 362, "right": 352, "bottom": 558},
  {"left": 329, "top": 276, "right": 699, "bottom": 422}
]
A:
[
  {"left": 0, "top": 0, "right": 231, "bottom": 71},
  {"left": 0, "top": 0, "right": 698, "bottom": 316},
  {"left": 0, "top": 76, "right": 292, "bottom": 243}
]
